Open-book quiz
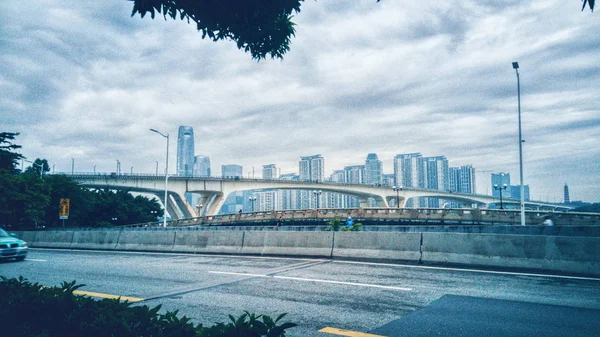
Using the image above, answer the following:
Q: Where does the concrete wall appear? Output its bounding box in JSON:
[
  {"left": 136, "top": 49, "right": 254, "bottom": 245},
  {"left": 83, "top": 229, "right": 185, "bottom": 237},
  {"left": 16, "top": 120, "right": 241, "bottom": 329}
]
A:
[
  {"left": 421, "top": 233, "right": 600, "bottom": 276},
  {"left": 172, "top": 231, "right": 243, "bottom": 254},
  {"left": 13, "top": 229, "right": 600, "bottom": 277},
  {"left": 333, "top": 232, "right": 421, "bottom": 262},
  {"left": 241, "top": 231, "right": 333, "bottom": 257}
]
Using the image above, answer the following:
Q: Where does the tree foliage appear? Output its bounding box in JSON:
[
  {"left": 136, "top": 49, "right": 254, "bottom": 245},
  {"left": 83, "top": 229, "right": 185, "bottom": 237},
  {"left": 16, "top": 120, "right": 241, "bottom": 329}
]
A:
[
  {"left": 0, "top": 132, "right": 24, "bottom": 174},
  {"left": 582, "top": 0, "right": 595, "bottom": 11},
  {"left": 0, "top": 133, "right": 163, "bottom": 229},
  {"left": 129, "top": 0, "right": 382, "bottom": 60}
]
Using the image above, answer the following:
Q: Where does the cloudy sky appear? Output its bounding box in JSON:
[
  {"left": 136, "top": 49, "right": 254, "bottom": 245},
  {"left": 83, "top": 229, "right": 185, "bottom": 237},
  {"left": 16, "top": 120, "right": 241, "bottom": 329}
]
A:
[{"left": 1, "top": 0, "right": 598, "bottom": 202}]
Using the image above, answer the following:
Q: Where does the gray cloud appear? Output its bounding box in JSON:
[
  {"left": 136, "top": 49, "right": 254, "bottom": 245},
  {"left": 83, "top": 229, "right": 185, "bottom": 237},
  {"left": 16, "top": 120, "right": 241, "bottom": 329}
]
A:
[{"left": 1, "top": 0, "right": 599, "bottom": 201}]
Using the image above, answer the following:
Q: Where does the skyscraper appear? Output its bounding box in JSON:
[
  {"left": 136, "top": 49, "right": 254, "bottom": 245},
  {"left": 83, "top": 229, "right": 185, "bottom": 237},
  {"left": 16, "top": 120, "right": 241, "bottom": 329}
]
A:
[
  {"left": 262, "top": 164, "right": 277, "bottom": 180},
  {"left": 193, "top": 155, "right": 211, "bottom": 177},
  {"left": 564, "top": 183, "right": 570, "bottom": 204},
  {"left": 422, "top": 156, "right": 449, "bottom": 207},
  {"left": 393, "top": 153, "right": 424, "bottom": 188},
  {"left": 221, "top": 164, "right": 243, "bottom": 178},
  {"left": 448, "top": 165, "right": 476, "bottom": 208},
  {"left": 299, "top": 154, "right": 324, "bottom": 182},
  {"left": 364, "top": 153, "right": 383, "bottom": 185},
  {"left": 344, "top": 165, "right": 364, "bottom": 207},
  {"left": 176, "top": 126, "right": 195, "bottom": 177}
]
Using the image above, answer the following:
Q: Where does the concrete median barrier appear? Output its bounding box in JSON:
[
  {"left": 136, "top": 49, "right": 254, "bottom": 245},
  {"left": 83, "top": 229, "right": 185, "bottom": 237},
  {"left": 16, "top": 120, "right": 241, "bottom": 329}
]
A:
[
  {"left": 332, "top": 232, "right": 422, "bottom": 262},
  {"left": 70, "top": 230, "right": 121, "bottom": 250},
  {"left": 421, "top": 233, "right": 600, "bottom": 276},
  {"left": 172, "top": 231, "right": 244, "bottom": 254},
  {"left": 32, "top": 231, "right": 74, "bottom": 248},
  {"left": 241, "top": 231, "right": 333, "bottom": 257},
  {"left": 115, "top": 231, "right": 175, "bottom": 252}
]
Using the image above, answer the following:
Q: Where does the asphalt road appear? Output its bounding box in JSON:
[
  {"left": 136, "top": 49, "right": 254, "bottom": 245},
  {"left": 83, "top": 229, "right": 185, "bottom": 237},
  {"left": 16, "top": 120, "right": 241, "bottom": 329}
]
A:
[{"left": 1, "top": 249, "right": 599, "bottom": 337}]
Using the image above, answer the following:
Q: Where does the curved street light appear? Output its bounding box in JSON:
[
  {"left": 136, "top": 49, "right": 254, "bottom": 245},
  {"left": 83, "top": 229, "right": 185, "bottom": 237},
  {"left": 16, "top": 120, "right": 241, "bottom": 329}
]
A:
[
  {"left": 512, "top": 62, "right": 526, "bottom": 226},
  {"left": 150, "top": 128, "right": 170, "bottom": 227},
  {"left": 493, "top": 183, "right": 508, "bottom": 210}
]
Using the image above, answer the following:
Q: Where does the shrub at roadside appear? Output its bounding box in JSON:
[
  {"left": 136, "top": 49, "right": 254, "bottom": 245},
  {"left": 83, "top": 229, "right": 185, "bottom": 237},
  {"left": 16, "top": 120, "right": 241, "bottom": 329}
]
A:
[{"left": 0, "top": 276, "right": 296, "bottom": 337}]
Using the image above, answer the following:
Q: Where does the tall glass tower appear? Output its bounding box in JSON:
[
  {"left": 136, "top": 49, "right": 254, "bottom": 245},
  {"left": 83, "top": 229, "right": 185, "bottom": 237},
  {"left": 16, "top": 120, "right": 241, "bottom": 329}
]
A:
[
  {"left": 364, "top": 153, "right": 383, "bottom": 185},
  {"left": 193, "top": 155, "right": 211, "bottom": 177},
  {"left": 176, "top": 126, "right": 195, "bottom": 177}
]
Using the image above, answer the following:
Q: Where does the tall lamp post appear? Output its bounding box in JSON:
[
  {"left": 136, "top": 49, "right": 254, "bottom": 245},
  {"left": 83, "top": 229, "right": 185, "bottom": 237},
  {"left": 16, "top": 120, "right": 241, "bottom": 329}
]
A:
[
  {"left": 150, "top": 128, "right": 170, "bottom": 228},
  {"left": 71, "top": 158, "right": 74, "bottom": 175},
  {"left": 392, "top": 185, "right": 403, "bottom": 209},
  {"left": 313, "top": 190, "right": 322, "bottom": 209},
  {"left": 249, "top": 196, "right": 257, "bottom": 212},
  {"left": 512, "top": 62, "right": 526, "bottom": 226},
  {"left": 493, "top": 184, "right": 508, "bottom": 209}
]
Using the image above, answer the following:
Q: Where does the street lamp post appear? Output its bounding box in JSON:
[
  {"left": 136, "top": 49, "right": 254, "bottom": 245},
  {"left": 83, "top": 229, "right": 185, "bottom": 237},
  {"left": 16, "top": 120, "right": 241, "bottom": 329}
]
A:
[
  {"left": 155, "top": 161, "right": 159, "bottom": 175},
  {"left": 392, "top": 186, "right": 403, "bottom": 208},
  {"left": 493, "top": 184, "right": 508, "bottom": 209},
  {"left": 150, "top": 128, "right": 170, "bottom": 228},
  {"left": 116, "top": 160, "right": 120, "bottom": 175},
  {"left": 313, "top": 190, "right": 322, "bottom": 209},
  {"left": 249, "top": 196, "right": 257, "bottom": 212},
  {"left": 512, "top": 61, "right": 526, "bottom": 226},
  {"left": 130, "top": 166, "right": 134, "bottom": 175},
  {"left": 93, "top": 165, "right": 96, "bottom": 174},
  {"left": 71, "top": 158, "right": 74, "bottom": 175}
]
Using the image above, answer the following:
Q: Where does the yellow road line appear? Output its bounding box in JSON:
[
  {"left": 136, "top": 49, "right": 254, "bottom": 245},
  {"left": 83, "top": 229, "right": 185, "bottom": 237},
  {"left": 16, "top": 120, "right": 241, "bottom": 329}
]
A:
[
  {"left": 73, "top": 290, "right": 144, "bottom": 302},
  {"left": 318, "top": 327, "right": 387, "bottom": 337}
]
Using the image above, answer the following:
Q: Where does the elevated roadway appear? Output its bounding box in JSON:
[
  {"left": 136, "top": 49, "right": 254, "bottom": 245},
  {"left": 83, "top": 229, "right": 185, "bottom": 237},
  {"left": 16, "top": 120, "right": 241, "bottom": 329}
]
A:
[{"left": 62, "top": 173, "right": 572, "bottom": 219}]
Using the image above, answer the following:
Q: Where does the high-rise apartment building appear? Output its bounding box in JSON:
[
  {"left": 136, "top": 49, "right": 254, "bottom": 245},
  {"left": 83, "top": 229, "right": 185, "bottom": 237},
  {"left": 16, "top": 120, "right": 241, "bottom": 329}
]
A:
[
  {"left": 383, "top": 174, "right": 395, "bottom": 187},
  {"left": 421, "top": 156, "right": 449, "bottom": 207},
  {"left": 564, "top": 183, "right": 570, "bottom": 204},
  {"left": 344, "top": 165, "right": 365, "bottom": 184},
  {"left": 393, "top": 153, "right": 424, "bottom": 188},
  {"left": 176, "top": 126, "right": 195, "bottom": 176},
  {"left": 364, "top": 153, "right": 383, "bottom": 185},
  {"left": 221, "top": 164, "right": 243, "bottom": 178},
  {"left": 299, "top": 154, "right": 324, "bottom": 182},
  {"left": 277, "top": 173, "right": 299, "bottom": 210},
  {"left": 254, "top": 191, "right": 278, "bottom": 211},
  {"left": 193, "top": 155, "right": 211, "bottom": 177},
  {"left": 449, "top": 165, "right": 476, "bottom": 194},
  {"left": 344, "top": 165, "right": 364, "bottom": 207},
  {"left": 262, "top": 164, "right": 278, "bottom": 180}
]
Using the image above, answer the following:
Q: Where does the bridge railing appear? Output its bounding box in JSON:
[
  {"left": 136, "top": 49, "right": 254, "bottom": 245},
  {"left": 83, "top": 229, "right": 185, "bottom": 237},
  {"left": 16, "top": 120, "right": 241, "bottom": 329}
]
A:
[{"left": 120, "top": 208, "right": 600, "bottom": 228}]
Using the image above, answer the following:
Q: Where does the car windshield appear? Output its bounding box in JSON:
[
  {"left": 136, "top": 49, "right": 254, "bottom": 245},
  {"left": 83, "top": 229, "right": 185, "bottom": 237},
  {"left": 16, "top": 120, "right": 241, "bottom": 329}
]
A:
[{"left": 0, "top": 229, "right": 9, "bottom": 238}]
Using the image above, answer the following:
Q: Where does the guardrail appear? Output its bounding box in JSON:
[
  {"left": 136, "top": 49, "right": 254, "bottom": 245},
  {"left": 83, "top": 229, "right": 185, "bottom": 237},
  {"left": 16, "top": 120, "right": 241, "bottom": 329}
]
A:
[{"left": 119, "top": 208, "right": 600, "bottom": 228}]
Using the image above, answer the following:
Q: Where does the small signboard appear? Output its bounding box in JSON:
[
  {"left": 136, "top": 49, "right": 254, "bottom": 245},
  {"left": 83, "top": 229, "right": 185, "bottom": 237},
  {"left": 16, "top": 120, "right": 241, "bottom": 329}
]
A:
[{"left": 59, "top": 198, "right": 70, "bottom": 220}]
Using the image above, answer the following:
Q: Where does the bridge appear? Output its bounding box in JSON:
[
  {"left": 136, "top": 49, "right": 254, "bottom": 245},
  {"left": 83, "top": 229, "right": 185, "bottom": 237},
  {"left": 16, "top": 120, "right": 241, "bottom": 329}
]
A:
[{"left": 63, "top": 173, "right": 573, "bottom": 219}]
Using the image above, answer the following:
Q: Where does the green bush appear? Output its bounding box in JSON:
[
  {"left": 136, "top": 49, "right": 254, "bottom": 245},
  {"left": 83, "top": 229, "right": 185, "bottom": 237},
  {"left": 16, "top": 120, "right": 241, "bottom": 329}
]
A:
[
  {"left": 341, "top": 223, "right": 362, "bottom": 231},
  {"left": 0, "top": 276, "right": 296, "bottom": 337}
]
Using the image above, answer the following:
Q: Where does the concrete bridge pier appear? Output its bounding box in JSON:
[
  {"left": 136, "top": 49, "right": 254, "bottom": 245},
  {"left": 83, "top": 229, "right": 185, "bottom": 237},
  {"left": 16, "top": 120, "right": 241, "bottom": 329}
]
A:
[{"left": 205, "top": 193, "right": 226, "bottom": 216}]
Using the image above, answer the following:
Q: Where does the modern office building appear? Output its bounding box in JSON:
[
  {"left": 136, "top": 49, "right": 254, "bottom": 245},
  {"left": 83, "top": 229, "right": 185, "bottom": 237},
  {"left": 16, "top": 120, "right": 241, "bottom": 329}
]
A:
[
  {"left": 262, "top": 164, "right": 278, "bottom": 180},
  {"left": 176, "top": 126, "right": 195, "bottom": 176},
  {"left": 193, "top": 155, "right": 211, "bottom": 177},
  {"left": 510, "top": 184, "right": 530, "bottom": 201},
  {"left": 491, "top": 172, "right": 511, "bottom": 198},
  {"left": 299, "top": 154, "right": 325, "bottom": 182},
  {"left": 221, "top": 164, "right": 243, "bottom": 178},
  {"left": 564, "top": 183, "right": 570, "bottom": 204},
  {"left": 364, "top": 153, "right": 383, "bottom": 185}
]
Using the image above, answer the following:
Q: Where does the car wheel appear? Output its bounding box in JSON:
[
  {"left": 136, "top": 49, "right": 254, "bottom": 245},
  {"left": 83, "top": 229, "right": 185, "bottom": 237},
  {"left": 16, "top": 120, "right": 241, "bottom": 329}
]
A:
[{"left": 15, "top": 256, "right": 26, "bottom": 261}]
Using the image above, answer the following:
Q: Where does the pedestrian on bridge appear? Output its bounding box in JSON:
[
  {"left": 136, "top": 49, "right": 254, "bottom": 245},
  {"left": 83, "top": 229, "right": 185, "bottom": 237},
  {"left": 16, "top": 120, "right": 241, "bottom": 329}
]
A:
[{"left": 345, "top": 217, "right": 354, "bottom": 228}]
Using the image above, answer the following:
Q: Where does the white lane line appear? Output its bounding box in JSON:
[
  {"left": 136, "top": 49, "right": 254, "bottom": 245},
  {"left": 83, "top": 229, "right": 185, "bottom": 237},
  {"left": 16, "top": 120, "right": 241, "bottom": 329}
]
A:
[
  {"left": 209, "top": 271, "right": 268, "bottom": 278},
  {"left": 25, "top": 259, "right": 47, "bottom": 262},
  {"left": 273, "top": 275, "right": 412, "bottom": 291},
  {"left": 208, "top": 271, "right": 412, "bottom": 291},
  {"left": 333, "top": 260, "right": 600, "bottom": 282}
]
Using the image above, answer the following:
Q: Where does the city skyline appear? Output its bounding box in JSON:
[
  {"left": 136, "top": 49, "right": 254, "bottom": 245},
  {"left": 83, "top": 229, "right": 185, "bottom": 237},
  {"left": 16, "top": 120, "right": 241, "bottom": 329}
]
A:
[{"left": 2, "top": 1, "right": 598, "bottom": 202}]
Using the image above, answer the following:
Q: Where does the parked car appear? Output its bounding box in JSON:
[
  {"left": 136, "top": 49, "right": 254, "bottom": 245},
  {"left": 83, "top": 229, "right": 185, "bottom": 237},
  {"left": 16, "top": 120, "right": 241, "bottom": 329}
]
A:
[{"left": 0, "top": 229, "right": 28, "bottom": 261}]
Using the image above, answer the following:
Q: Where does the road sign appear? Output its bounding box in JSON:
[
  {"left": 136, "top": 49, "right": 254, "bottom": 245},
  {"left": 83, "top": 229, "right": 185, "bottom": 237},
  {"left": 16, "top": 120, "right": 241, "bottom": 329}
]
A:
[{"left": 59, "top": 198, "right": 70, "bottom": 219}]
